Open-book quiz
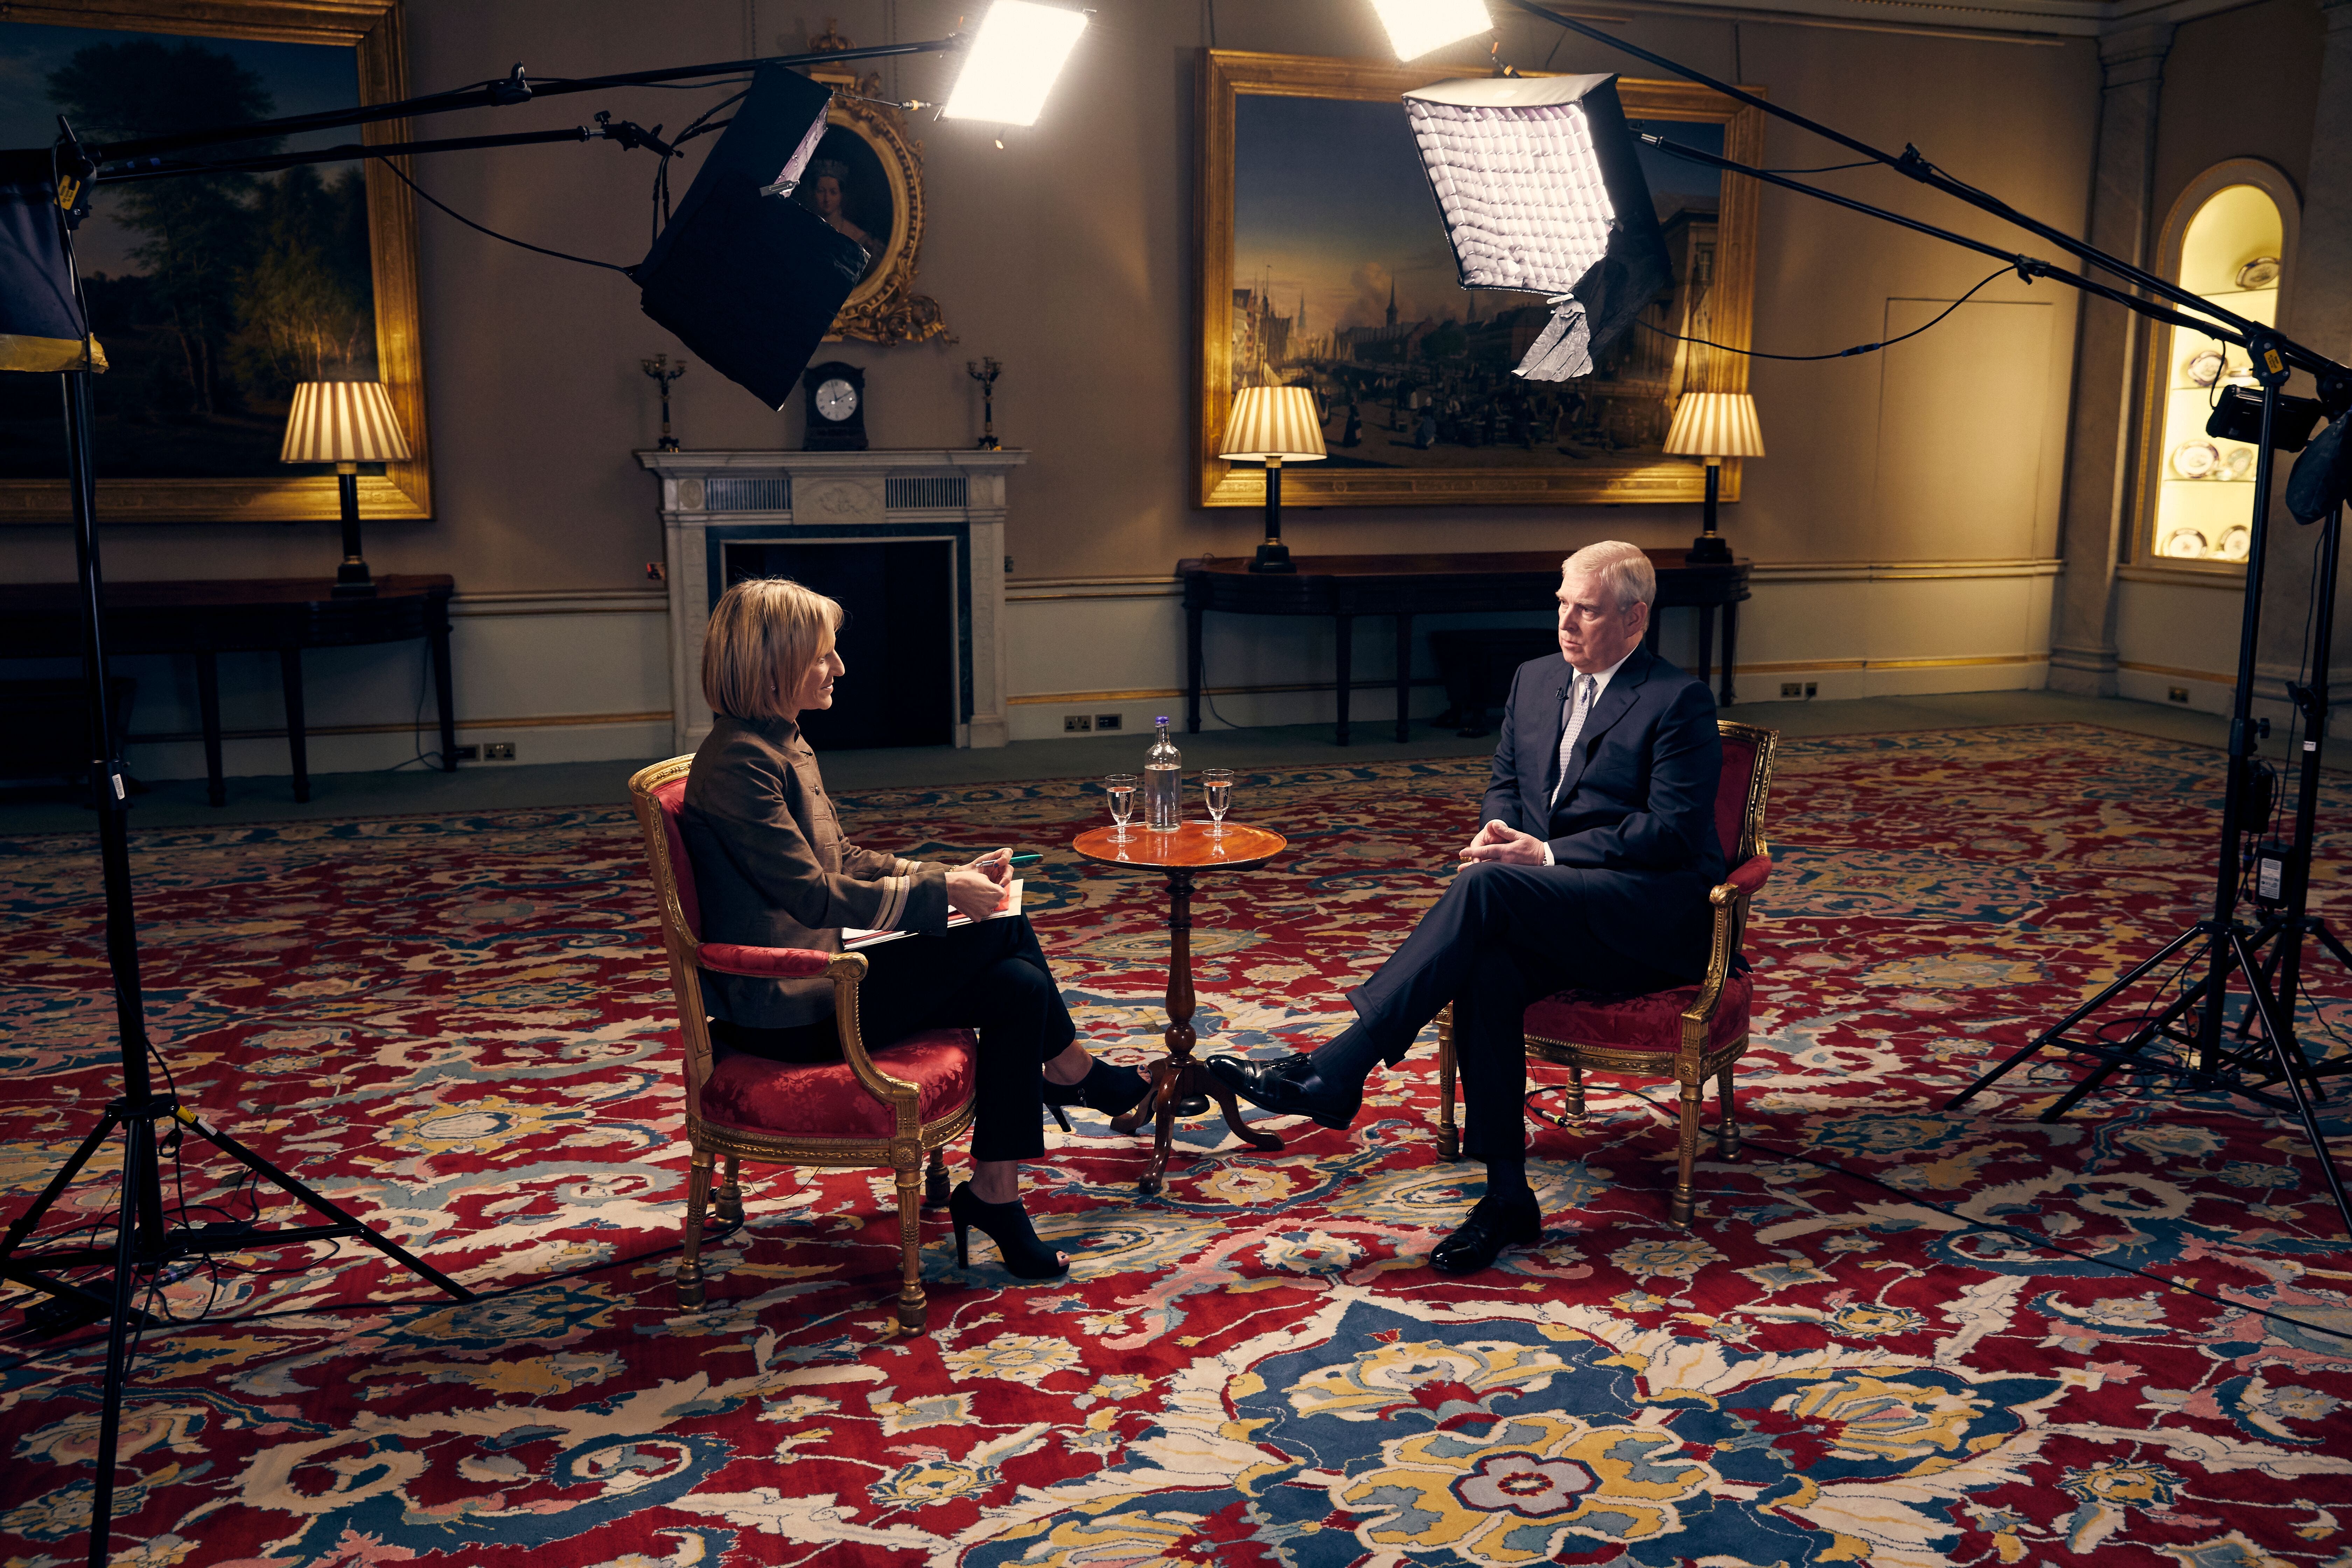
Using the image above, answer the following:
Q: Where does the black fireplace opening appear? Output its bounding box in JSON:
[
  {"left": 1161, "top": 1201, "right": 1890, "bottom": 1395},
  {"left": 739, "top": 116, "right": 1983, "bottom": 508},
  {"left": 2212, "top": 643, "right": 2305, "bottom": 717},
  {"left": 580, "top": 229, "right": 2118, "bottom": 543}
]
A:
[{"left": 723, "top": 540, "right": 957, "bottom": 750}]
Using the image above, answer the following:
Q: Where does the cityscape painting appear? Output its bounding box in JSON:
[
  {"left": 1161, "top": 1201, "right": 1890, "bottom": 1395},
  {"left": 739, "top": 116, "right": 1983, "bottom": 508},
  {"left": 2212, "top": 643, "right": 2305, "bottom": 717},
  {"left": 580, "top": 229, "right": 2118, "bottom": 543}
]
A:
[{"left": 1197, "top": 51, "right": 1765, "bottom": 509}]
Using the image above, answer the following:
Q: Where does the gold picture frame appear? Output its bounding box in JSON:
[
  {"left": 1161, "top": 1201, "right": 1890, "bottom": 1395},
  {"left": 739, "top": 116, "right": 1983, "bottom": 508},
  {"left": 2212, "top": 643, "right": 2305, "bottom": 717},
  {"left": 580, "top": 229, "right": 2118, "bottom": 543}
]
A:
[
  {"left": 0, "top": 0, "right": 426, "bottom": 525},
  {"left": 1196, "top": 49, "right": 1764, "bottom": 509},
  {"left": 801, "top": 26, "right": 946, "bottom": 346}
]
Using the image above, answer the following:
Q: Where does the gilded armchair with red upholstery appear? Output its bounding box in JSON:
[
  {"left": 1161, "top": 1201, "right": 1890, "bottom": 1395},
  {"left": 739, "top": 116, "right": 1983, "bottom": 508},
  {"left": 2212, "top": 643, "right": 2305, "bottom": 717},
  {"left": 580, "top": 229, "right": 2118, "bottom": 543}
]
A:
[
  {"left": 1436, "top": 719, "right": 1780, "bottom": 1226},
  {"left": 626, "top": 755, "right": 976, "bottom": 1329}
]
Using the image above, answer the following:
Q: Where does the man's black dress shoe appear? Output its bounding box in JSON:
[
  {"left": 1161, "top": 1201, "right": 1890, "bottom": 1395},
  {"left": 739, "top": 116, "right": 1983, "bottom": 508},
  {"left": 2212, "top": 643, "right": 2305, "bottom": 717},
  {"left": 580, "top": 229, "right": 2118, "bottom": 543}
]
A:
[
  {"left": 1202, "top": 1052, "right": 1361, "bottom": 1129},
  {"left": 1430, "top": 1193, "right": 1544, "bottom": 1275}
]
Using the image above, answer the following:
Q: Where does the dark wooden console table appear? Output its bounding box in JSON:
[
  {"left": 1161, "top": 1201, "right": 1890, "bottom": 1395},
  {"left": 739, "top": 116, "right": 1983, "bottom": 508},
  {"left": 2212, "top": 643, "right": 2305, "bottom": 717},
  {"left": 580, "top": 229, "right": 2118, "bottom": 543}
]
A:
[
  {"left": 1181, "top": 550, "right": 1751, "bottom": 743},
  {"left": 0, "top": 575, "right": 457, "bottom": 805}
]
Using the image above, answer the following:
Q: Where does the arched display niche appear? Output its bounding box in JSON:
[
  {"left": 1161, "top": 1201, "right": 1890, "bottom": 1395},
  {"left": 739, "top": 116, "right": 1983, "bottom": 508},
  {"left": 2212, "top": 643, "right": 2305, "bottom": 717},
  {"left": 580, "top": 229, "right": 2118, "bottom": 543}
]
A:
[{"left": 2133, "top": 160, "right": 2298, "bottom": 571}]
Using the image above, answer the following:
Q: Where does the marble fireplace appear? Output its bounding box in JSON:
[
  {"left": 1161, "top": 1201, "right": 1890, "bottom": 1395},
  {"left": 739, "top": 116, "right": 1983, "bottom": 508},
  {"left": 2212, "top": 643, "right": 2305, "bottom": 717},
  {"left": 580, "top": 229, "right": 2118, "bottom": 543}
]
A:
[{"left": 638, "top": 448, "right": 1027, "bottom": 751}]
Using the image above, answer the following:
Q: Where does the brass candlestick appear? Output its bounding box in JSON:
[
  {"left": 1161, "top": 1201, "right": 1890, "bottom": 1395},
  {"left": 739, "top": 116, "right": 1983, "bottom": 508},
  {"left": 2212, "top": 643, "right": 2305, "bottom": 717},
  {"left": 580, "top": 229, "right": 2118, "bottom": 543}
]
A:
[
  {"left": 966, "top": 357, "right": 1002, "bottom": 450},
  {"left": 641, "top": 354, "right": 689, "bottom": 451}
]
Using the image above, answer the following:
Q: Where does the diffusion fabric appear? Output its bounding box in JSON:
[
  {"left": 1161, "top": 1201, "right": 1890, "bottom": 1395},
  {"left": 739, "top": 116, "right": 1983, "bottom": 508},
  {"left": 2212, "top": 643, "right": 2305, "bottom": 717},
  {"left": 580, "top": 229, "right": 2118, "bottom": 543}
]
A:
[{"left": 1, "top": 724, "right": 2349, "bottom": 1566}]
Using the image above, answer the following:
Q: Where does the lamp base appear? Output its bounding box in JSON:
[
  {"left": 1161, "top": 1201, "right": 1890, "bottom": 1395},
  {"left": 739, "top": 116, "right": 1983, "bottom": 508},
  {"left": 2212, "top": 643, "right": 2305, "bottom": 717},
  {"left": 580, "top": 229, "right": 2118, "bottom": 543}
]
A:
[
  {"left": 333, "top": 561, "right": 377, "bottom": 598},
  {"left": 1248, "top": 540, "right": 1296, "bottom": 574},
  {"left": 1685, "top": 532, "right": 1734, "bottom": 565}
]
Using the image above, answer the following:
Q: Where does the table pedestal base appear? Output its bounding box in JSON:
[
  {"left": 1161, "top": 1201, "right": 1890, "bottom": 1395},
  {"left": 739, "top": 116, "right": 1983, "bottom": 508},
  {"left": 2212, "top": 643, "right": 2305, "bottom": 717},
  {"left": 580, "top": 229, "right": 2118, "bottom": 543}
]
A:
[{"left": 1114, "top": 1056, "right": 1281, "bottom": 1196}]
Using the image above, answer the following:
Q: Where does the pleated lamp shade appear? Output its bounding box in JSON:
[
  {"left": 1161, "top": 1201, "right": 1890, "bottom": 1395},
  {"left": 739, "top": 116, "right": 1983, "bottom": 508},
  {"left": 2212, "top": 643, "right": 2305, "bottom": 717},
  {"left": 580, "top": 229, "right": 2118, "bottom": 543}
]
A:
[
  {"left": 279, "top": 381, "right": 412, "bottom": 464},
  {"left": 1219, "top": 386, "right": 1327, "bottom": 462},
  {"left": 1663, "top": 391, "right": 1764, "bottom": 459}
]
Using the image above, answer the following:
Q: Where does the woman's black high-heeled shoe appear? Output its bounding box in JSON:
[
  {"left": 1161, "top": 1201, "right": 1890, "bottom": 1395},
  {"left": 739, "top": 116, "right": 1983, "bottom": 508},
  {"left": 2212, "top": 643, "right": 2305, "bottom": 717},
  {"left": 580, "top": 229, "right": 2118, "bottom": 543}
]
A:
[
  {"left": 948, "top": 1182, "right": 1069, "bottom": 1279},
  {"left": 1043, "top": 1057, "right": 1152, "bottom": 1132}
]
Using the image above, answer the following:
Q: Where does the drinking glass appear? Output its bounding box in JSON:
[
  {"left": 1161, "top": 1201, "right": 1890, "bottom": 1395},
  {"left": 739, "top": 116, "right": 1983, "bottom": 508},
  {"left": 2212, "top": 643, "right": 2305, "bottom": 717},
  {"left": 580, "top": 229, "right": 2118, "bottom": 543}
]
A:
[
  {"left": 1105, "top": 774, "right": 1138, "bottom": 841},
  {"left": 1201, "top": 769, "right": 1234, "bottom": 839}
]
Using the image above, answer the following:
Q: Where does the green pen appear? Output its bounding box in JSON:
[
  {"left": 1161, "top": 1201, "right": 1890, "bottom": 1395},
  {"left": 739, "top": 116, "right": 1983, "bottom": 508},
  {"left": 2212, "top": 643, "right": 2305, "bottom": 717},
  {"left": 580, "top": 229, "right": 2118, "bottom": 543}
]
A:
[{"left": 1008, "top": 852, "right": 1043, "bottom": 865}]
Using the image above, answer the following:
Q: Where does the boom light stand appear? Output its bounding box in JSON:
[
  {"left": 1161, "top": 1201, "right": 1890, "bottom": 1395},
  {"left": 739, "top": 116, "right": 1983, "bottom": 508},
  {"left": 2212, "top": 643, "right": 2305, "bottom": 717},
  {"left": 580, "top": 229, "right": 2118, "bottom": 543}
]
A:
[
  {"left": 2, "top": 10, "right": 1087, "bottom": 1564},
  {"left": 1377, "top": 0, "right": 2352, "bottom": 1235}
]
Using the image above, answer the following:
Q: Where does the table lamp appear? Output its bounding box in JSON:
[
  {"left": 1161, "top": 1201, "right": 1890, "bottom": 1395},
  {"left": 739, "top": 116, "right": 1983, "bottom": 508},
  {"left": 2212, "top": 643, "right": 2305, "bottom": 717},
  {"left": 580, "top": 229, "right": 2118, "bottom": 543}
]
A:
[
  {"left": 1664, "top": 391, "right": 1763, "bottom": 565},
  {"left": 1220, "top": 386, "right": 1325, "bottom": 574},
  {"left": 280, "top": 381, "right": 411, "bottom": 597}
]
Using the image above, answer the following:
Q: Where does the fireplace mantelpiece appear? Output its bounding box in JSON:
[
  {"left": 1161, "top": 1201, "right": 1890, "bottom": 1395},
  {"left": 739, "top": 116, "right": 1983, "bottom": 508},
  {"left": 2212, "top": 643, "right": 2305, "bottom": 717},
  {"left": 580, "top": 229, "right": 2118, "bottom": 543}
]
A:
[{"left": 637, "top": 449, "right": 1028, "bottom": 751}]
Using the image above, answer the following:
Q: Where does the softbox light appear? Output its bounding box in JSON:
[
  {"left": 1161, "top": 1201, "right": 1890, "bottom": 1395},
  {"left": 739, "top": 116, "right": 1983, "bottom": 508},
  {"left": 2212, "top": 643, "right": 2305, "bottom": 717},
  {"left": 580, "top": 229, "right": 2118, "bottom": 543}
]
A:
[
  {"left": 0, "top": 152, "right": 105, "bottom": 374},
  {"left": 1371, "top": 0, "right": 1494, "bottom": 62},
  {"left": 942, "top": 1, "right": 1089, "bottom": 127},
  {"left": 1402, "top": 73, "right": 1671, "bottom": 382},
  {"left": 633, "top": 63, "right": 864, "bottom": 409}
]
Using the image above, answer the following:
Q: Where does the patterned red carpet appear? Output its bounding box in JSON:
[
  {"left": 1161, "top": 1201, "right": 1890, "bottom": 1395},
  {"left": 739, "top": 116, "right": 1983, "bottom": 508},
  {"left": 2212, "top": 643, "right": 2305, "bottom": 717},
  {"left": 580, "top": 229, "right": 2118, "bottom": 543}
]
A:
[{"left": 3, "top": 722, "right": 2351, "bottom": 1567}]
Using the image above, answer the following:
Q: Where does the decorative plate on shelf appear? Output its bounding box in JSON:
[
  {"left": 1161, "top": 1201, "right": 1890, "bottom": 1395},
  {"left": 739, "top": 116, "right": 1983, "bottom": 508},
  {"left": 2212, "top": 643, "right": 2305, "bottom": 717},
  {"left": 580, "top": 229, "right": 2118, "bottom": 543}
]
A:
[
  {"left": 2236, "top": 255, "right": 2281, "bottom": 290},
  {"left": 2220, "top": 446, "right": 2255, "bottom": 481},
  {"left": 2164, "top": 528, "right": 2208, "bottom": 559},
  {"left": 2184, "top": 348, "right": 2225, "bottom": 387},
  {"left": 2172, "top": 440, "right": 2221, "bottom": 478},
  {"left": 2218, "top": 525, "right": 2251, "bottom": 560}
]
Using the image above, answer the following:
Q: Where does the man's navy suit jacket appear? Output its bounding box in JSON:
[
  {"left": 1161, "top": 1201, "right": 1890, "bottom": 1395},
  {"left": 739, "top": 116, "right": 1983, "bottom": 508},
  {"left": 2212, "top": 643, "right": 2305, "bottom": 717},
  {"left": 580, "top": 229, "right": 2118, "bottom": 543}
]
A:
[{"left": 1481, "top": 644, "right": 1726, "bottom": 978}]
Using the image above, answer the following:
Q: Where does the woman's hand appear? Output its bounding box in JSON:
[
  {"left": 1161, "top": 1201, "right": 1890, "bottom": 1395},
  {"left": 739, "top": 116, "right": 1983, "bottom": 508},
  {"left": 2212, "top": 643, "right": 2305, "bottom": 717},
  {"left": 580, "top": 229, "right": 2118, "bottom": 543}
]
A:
[
  {"left": 945, "top": 865, "right": 1008, "bottom": 922},
  {"left": 966, "top": 847, "right": 1014, "bottom": 887}
]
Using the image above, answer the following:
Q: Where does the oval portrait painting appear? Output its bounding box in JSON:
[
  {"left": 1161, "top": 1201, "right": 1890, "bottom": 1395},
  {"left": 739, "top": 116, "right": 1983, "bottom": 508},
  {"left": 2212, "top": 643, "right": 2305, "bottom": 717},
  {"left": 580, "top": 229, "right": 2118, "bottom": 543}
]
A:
[{"left": 797, "top": 121, "right": 900, "bottom": 299}]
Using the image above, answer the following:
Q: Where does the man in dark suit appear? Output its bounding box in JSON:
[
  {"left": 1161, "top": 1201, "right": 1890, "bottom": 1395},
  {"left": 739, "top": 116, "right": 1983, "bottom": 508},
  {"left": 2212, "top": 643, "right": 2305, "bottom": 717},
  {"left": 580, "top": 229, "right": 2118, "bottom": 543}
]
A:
[{"left": 1207, "top": 540, "right": 1724, "bottom": 1273}]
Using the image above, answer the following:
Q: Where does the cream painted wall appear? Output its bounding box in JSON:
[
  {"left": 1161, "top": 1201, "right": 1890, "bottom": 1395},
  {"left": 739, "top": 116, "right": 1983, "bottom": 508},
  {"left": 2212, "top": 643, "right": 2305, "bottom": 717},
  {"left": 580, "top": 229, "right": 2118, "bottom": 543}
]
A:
[{"left": 0, "top": 1, "right": 2112, "bottom": 776}]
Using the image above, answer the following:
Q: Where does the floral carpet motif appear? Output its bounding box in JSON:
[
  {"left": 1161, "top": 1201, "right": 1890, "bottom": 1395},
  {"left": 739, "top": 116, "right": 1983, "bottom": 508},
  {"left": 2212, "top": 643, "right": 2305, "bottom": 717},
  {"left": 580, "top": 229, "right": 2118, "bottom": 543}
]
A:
[{"left": 2, "top": 722, "right": 2351, "bottom": 1567}]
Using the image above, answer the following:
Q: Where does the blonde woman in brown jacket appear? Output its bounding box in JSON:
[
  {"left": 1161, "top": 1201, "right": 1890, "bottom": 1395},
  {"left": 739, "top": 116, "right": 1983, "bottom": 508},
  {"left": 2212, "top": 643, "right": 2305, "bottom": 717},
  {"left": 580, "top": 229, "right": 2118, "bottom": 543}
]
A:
[{"left": 680, "top": 579, "right": 1147, "bottom": 1279}]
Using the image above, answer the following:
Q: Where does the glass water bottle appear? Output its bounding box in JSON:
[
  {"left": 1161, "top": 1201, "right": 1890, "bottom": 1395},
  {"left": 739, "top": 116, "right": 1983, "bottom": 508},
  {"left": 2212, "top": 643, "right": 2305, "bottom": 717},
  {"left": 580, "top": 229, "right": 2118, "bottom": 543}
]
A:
[{"left": 1144, "top": 716, "right": 1182, "bottom": 831}]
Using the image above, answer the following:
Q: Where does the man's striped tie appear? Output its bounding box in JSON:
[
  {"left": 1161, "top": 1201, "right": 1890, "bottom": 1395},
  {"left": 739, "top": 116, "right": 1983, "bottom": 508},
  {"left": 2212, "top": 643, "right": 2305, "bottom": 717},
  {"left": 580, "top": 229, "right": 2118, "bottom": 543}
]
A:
[{"left": 1550, "top": 672, "right": 1596, "bottom": 808}]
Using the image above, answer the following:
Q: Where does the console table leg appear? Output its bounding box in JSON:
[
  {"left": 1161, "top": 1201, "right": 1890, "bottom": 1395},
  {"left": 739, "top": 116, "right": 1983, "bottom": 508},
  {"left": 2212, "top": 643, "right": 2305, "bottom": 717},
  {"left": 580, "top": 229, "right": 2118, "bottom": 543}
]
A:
[
  {"left": 1394, "top": 611, "right": 1414, "bottom": 743},
  {"left": 1721, "top": 602, "right": 1740, "bottom": 707},
  {"left": 1185, "top": 603, "right": 1204, "bottom": 734},
  {"left": 196, "top": 650, "right": 225, "bottom": 808},
  {"left": 1334, "top": 614, "right": 1353, "bottom": 746},
  {"left": 278, "top": 648, "right": 310, "bottom": 804},
  {"left": 1696, "top": 606, "right": 1716, "bottom": 698},
  {"left": 429, "top": 608, "right": 457, "bottom": 772}
]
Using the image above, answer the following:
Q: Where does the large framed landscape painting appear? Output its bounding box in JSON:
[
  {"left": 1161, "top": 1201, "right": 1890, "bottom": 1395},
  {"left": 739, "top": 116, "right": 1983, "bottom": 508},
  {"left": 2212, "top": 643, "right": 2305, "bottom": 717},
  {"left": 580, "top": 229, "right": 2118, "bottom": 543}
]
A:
[
  {"left": 0, "top": 0, "right": 427, "bottom": 524},
  {"left": 1197, "top": 49, "right": 1764, "bottom": 509}
]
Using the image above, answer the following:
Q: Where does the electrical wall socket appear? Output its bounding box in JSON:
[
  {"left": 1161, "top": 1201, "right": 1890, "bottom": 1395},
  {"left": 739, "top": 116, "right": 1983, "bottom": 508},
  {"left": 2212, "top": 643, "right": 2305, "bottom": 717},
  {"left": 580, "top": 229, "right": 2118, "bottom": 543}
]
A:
[
  {"left": 1779, "top": 682, "right": 1802, "bottom": 699},
  {"left": 1805, "top": 682, "right": 1818, "bottom": 699},
  {"left": 2169, "top": 686, "right": 2190, "bottom": 704},
  {"left": 451, "top": 743, "right": 481, "bottom": 762},
  {"left": 483, "top": 742, "right": 517, "bottom": 761},
  {"left": 1094, "top": 713, "right": 1124, "bottom": 731},
  {"left": 1063, "top": 714, "right": 1093, "bottom": 733}
]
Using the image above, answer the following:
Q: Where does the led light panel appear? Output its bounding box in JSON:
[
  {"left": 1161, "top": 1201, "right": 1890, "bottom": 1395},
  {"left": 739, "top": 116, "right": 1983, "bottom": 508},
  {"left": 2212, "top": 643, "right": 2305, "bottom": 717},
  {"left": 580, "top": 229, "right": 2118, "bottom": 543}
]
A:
[
  {"left": 944, "top": 1, "right": 1089, "bottom": 127},
  {"left": 1402, "top": 73, "right": 1671, "bottom": 381},
  {"left": 1370, "top": 0, "right": 1494, "bottom": 61}
]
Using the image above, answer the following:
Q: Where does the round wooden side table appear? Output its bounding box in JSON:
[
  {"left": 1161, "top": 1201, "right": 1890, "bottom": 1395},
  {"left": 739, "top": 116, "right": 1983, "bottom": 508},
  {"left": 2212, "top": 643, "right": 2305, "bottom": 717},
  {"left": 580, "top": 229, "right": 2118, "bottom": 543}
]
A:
[{"left": 1071, "top": 820, "right": 1288, "bottom": 1195}]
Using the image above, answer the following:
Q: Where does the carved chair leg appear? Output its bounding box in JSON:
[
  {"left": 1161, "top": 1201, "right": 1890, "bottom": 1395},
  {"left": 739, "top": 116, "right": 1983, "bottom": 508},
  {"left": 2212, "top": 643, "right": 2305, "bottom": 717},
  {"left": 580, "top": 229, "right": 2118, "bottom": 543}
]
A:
[
  {"left": 715, "top": 1153, "right": 744, "bottom": 1226},
  {"left": 1436, "top": 1004, "right": 1460, "bottom": 1161},
  {"left": 1566, "top": 1062, "right": 1585, "bottom": 1117},
  {"left": 893, "top": 1147, "right": 929, "bottom": 1334},
  {"left": 679, "top": 1149, "right": 713, "bottom": 1310},
  {"left": 924, "top": 1147, "right": 951, "bottom": 1210},
  {"left": 1716, "top": 1065, "right": 1741, "bottom": 1160},
  {"left": 1669, "top": 1081, "right": 1703, "bottom": 1228}
]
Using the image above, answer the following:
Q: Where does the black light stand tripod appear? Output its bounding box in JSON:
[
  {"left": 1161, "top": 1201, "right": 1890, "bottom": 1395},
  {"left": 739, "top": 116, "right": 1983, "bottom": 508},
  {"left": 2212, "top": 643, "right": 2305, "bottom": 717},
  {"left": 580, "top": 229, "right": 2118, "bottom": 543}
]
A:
[
  {"left": 1944, "top": 374, "right": 2352, "bottom": 1241},
  {"left": 0, "top": 361, "right": 476, "bottom": 1568}
]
